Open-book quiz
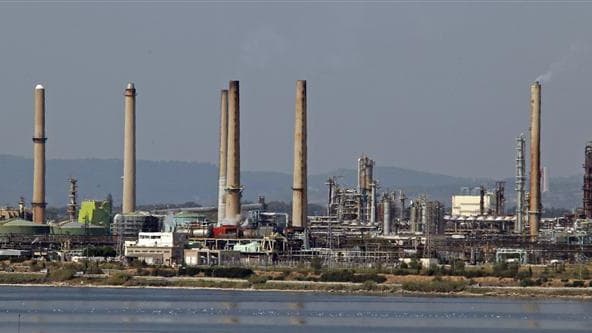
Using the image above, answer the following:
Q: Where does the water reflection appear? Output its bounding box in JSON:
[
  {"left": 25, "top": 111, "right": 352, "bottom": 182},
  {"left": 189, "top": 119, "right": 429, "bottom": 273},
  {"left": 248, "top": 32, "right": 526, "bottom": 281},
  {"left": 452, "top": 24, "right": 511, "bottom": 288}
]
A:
[{"left": 0, "top": 287, "right": 590, "bottom": 333}]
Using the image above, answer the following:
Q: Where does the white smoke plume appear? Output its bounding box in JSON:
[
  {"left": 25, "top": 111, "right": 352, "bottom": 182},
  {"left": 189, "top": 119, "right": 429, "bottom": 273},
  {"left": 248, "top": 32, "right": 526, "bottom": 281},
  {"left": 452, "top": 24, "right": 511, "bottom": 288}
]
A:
[{"left": 536, "top": 42, "right": 591, "bottom": 83}]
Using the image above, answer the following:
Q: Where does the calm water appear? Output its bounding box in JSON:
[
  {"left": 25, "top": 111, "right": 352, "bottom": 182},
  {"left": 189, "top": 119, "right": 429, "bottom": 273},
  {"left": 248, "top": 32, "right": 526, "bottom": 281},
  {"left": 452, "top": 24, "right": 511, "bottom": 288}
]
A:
[{"left": 0, "top": 286, "right": 590, "bottom": 332}]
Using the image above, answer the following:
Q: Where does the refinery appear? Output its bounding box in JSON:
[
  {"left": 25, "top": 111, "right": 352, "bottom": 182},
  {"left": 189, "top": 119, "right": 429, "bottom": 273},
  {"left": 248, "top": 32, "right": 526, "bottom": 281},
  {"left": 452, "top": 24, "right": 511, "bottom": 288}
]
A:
[{"left": 1, "top": 79, "right": 592, "bottom": 270}]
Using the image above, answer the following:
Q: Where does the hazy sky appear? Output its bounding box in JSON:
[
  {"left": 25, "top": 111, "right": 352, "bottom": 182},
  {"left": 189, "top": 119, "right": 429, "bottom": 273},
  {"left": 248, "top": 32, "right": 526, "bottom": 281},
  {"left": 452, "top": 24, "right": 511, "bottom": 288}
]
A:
[{"left": 1, "top": 1, "right": 592, "bottom": 179}]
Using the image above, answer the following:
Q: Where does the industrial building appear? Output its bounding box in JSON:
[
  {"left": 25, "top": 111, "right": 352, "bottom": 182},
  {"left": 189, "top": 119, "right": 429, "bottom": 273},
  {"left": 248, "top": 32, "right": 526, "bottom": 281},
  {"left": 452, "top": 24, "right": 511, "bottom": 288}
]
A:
[
  {"left": 1, "top": 79, "right": 592, "bottom": 269},
  {"left": 124, "top": 232, "right": 186, "bottom": 266}
]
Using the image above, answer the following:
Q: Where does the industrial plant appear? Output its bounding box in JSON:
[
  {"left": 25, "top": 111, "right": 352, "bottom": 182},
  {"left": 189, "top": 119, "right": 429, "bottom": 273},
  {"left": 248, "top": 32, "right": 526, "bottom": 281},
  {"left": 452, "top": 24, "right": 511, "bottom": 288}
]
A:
[{"left": 1, "top": 79, "right": 592, "bottom": 270}]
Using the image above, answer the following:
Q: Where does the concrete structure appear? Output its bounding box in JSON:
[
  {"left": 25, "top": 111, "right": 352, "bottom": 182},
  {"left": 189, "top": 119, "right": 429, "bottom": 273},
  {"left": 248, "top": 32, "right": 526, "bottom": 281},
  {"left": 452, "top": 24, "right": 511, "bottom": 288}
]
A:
[
  {"left": 452, "top": 193, "right": 496, "bottom": 216},
  {"left": 184, "top": 248, "right": 241, "bottom": 266},
  {"left": 125, "top": 232, "right": 186, "bottom": 266},
  {"left": 225, "top": 81, "right": 241, "bottom": 222},
  {"left": 292, "top": 80, "right": 307, "bottom": 228},
  {"left": 529, "top": 81, "right": 541, "bottom": 239},
  {"left": 32, "top": 84, "right": 47, "bottom": 224},
  {"left": 122, "top": 82, "right": 136, "bottom": 214},
  {"left": 542, "top": 166, "right": 549, "bottom": 193},
  {"left": 217, "top": 89, "right": 229, "bottom": 223},
  {"left": 383, "top": 194, "right": 391, "bottom": 235}
]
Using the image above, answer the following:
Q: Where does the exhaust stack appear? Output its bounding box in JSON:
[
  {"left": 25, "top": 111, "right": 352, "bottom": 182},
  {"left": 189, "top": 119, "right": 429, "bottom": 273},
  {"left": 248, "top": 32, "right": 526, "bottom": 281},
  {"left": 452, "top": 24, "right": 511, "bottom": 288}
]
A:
[
  {"left": 122, "top": 82, "right": 136, "bottom": 214},
  {"left": 291, "top": 80, "right": 307, "bottom": 228},
  {"left": 217, "top": 89, "right": 229, "bottom": 223},
  {"left": 225, "top": 81, "right": 241, "bottom": 221},
  {"left": 32, "top": 84, "right": 46, "bottom": 224},
  {"left": 528, "top": 81, "right": 541, "bottom": 239}
]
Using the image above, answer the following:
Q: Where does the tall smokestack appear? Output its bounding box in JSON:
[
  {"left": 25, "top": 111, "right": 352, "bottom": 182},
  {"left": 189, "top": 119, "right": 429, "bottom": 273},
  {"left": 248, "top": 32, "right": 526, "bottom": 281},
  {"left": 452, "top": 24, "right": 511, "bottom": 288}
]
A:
[
  {"left": 217, "top": 89, "right": 229, "bottom": 224},
  {"left": 292, "top": 80, "right": 307, "bottom": 228},
  {"left": 225, "top": 81, "right": 241, "bottom": 221},
  {"left": 528, "top": 81, "right": 541, "bottom": 239},
  {"left": 32, "top": 84, "right": 46, "bottom": 224},
  {"left": 122, "top": 82, "right": 136, "bottom": 214}
]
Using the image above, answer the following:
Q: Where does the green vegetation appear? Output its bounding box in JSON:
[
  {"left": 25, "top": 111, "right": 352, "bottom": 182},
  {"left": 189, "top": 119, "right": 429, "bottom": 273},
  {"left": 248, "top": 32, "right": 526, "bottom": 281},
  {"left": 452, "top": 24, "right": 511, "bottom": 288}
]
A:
[
  {"left": 82, "top": 246, "right": 116, "bottom": 258},
  {"left": 0, "top": 273, "right": 46, "bottom": 284},
  {"left": 178, "top": 266, "right": 254, "bottom": 279},
  {"left": 48, "top": 268, "right": 76, "bottom": 281},
  {"left": 319, "top": 270, "right": 386, "bottom": 283},
  {"left": 402, "top": 277, "right": 467, "bottom": 293}
]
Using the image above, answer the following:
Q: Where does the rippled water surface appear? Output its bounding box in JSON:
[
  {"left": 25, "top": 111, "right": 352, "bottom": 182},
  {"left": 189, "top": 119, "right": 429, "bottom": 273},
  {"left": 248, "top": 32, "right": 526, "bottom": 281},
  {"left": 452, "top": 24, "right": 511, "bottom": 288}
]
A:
[{"left": 0, "top": 286, "right": 591, "bottom": 332}]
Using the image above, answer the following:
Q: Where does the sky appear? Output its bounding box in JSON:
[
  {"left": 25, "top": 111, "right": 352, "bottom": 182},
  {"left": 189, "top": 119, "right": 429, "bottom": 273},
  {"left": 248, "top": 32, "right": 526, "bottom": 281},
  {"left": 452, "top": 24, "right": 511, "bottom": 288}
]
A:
[{"left": 1, "top": 1, "right": 592, "bottom": 179}]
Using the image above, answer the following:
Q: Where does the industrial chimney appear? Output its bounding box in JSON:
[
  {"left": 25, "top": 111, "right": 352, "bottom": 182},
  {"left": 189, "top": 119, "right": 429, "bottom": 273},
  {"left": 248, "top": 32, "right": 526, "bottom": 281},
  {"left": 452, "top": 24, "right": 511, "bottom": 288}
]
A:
[
  {"left": 225, "top": 81, "right": 241, "bottom": 222},
  {"left": 291, "top": 80, "right": 307, "bottom": 228},
  {"left": 122, "top": 82, "right": 136, "bottom": 214},
  {"left": 217, "top": 89, "right": 229, "bottom": 224},
  {"left": 32, "top": 84, "right": 46, "bottom": 224},
  {"left": 528, "top": 81, "right": 541, "bottom": 239}
]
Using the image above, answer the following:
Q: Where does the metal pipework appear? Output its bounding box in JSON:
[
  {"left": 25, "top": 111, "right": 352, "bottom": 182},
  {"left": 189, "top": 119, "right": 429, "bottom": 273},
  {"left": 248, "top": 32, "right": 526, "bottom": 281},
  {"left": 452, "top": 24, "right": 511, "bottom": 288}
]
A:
[
  {"left": 528, "top": 81, "right": 541, "bottom": 240},
  {"left": 291, "top": 80, "right": 307, "bottom": 228},
  {"left": 225, "top": 81, "right": 241, "bottom": 221},
  {"left": 515, "top": 134, "right": 526, "bottom": 233},
  {"left": 217, "top": 89, "right": 229, "bottom": 224},
  {"left": 369, "top": 181, "right": 376, "bottom": 224},
  {"left": 122, "top": 82, "right": 136, "bottom": 214},
  {"left": 584, "top": 142, "right": 592, "bottom": 218},
  {"left": 32, "top": 84, "right": 46, "bottom": 224},
  {"left": 67, "top": 177, "right": 78, "bottom": 223}
]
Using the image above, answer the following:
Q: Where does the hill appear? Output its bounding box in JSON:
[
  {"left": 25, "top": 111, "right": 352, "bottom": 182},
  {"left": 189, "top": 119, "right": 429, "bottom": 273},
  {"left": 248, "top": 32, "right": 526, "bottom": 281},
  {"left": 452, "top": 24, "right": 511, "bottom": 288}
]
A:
[{"left": 0, "top": 154, "right": 582, "bottom": 210}]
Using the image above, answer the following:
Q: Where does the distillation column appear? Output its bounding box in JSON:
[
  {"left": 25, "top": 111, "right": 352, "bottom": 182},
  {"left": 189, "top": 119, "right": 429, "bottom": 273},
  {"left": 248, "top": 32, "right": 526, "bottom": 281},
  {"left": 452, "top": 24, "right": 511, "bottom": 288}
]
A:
[
  {"left": 383, "top": 194, "right": 391, "bottom": 235},
  {"left": 584, "top": 142, "right": 592, "bottom": 219},
  {"left": 528, "top": 81, "right": 541, "bottom": 240},
  {"left": 122, "top": 82, "right": 137, "bottom": 214},
  {"left": 515, "top": 134, "right": 526, "bottom": 233},
  {"left": 217, "top": 89, "right": 229, "bottom": 223},
  {"left": 291, "top": 80, "right": 307, "bottom": 228},
  {"left": 225, "top": 81, "right": 242, "bottom": 221},
  {"left": 32, "top": 84, "right": 47, "bottom": 224}
]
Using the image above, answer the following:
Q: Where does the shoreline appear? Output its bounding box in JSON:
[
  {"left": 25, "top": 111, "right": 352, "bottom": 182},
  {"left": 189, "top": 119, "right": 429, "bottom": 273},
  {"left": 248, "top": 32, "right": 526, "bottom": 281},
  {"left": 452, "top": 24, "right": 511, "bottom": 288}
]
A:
[{"left": 2, "top": 280, "right": 592, "bottom": 301}]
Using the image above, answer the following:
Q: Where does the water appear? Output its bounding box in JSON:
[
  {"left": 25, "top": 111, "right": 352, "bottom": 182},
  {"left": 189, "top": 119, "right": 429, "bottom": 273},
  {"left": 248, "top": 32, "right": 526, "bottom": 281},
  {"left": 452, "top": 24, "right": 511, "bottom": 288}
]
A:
[{"left": 0, "top": 286, "right": 590, "bottom": 332}]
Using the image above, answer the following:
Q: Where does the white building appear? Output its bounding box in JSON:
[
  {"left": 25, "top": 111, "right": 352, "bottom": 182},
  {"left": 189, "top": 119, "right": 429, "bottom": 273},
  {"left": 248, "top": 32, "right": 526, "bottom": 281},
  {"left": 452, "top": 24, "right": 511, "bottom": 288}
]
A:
[
  {"left": 124, "top": 232, "right": 186, "bottom": 266},
  {"left": 451, "top": 193, "right": 497, "bottom": 216}
]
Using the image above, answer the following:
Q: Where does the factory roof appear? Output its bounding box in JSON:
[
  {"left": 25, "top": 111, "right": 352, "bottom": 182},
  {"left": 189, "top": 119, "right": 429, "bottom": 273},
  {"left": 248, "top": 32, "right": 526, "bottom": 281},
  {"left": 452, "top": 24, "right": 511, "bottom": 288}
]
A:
[{"left": 2, "top": 219, "right": 39, "bottom": 226}]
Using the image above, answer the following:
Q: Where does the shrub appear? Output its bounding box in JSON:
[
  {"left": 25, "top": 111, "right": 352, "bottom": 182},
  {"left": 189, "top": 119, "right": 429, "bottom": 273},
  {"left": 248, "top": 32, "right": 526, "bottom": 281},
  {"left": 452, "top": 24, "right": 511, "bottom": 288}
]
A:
[
  {"left": 399, "top": 262, "right": 409, "bottom": 269},
  {"left": 207, "top": 267, "right": 254, "bottom": 279},
  {"left": 352, "top": 273, "right": 387, "bottom": 284},
  {"left": 402, "top": 278, "right": 466, "bottom": 293},
  {"left": 362, "top": 280, "right": 377, "bottom": 291},
  {"left": 248, "top": 275, "right": 269, "bottom": 285},
  {"left": 151, "top": 267, "right": 177, "bottom": 277},
  {"left": 492, "top": 262, "right": 520, "bottom": 278},
  {"left": 106, "top": 272, "right": 131, "bottom": 285},
  {"left": 571, "top": 280, "right": 585, "bottom": 288},
  {"left": 310, "top": 256, "right": 323, "bottom": 273},
  {"left": 519, "top": 278, "right": 541, "bottom": 287},
  {"left": 320, "top": 270, "right": 386, "bottom": 283},
  {"left": 452, "top": 260, "right": 465, "bottom": 274},
  {"left": 49, "top": 268, "right": 76, "bottom": 281},
  {"left": 0, "top": 273, "right": 46, "bottom": 284},
  {"left": 320, "top": 270, "right": 354, "bottom": 282}
]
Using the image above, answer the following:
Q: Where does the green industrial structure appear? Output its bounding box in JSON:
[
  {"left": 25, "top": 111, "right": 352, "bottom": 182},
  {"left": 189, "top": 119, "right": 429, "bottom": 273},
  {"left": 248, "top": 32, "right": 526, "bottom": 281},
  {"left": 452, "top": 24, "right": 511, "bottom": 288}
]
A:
[{"left": 78, "top": 199, "right": 112, "bottom": 227}]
